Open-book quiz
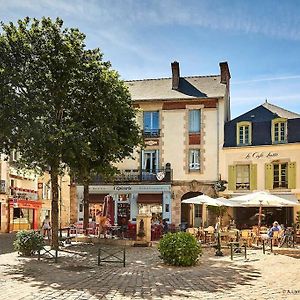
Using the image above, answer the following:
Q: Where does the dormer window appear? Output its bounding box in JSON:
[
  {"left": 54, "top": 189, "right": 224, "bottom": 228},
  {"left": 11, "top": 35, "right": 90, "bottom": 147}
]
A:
[
  {"left": 236, "top": 121, "right": 252, "bottom": 146},
  {"left": 272, "top": 118, "right": 287, "bottom": 144}
]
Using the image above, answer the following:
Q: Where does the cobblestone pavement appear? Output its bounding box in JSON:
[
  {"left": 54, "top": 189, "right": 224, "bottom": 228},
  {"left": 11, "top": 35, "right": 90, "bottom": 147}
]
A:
[{"left": 0, "top": 239, "right": 299, "bottom": 300}]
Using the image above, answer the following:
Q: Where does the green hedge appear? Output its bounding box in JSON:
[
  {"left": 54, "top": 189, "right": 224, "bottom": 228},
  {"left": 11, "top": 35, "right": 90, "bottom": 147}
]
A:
[
  {"left": 14, "top": 230, "right": 45, "bottom": 256},
  {"left": 158, "top": 232, "right": 202, "bottom": 266}
]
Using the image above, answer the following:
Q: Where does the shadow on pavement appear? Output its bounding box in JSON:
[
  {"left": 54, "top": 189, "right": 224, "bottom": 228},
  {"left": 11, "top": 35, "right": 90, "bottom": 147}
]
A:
[
  {"left": 2, "top": 243, "right": 261, "bottom": 299},
  {"left": 0, "top": 233, "right": 16, "bottom": 254}
]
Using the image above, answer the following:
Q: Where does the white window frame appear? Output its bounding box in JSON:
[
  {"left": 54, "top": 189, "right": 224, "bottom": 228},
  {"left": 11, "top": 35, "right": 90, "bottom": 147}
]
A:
[{"left": 189, "top": 149, "right": 200, "bottom": 171}]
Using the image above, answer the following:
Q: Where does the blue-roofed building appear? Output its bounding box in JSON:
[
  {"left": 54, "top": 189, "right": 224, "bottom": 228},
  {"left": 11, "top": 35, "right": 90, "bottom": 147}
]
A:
[{"left": 220, "top": 101, "right": 300, "bottom": 227}]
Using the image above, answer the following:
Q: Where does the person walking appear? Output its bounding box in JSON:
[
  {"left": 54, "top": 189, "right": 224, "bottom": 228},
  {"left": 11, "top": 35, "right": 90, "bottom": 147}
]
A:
[{"left": 42, "top": 215, "right": 51, "bottom": 239}]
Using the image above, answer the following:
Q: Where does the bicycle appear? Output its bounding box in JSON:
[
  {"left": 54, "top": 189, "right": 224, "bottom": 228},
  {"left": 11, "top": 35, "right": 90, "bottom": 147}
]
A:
[{"left": 279, "top": 228, "right": 294, "bottom": 248}]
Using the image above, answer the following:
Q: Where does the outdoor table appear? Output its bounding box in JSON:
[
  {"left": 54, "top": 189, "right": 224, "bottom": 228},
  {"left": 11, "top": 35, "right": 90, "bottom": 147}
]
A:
[
  {"left": 109, "top": 225, "right": 121, "bottom": 237},
  {"left": 59, "top": 227, "right": 70, "bottom": 238}
]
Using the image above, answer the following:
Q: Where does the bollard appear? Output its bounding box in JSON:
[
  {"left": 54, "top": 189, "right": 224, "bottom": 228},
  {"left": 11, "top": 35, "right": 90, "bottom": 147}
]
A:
[
  {"left": 123, "top": 248, "right": 126, "bottom": 267},
  {"left": 230, "top": 243, "right": 233, "bottom": 260},
  {"left": 244, "top": 244, "right": 247, "bottom": 260},
  {"left": 98, "top": 248, "right": 101, "bottom": 266},
  {"left": 262, "top": 240, "right": 265, "bottom": 254},
  {"left": 270, "top": 240, "right": 273, "bottom": 252}
]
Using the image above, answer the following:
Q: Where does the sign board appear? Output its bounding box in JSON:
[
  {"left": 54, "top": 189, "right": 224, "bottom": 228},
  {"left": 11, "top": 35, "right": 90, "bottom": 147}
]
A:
[{"left": 88, "top": 184, "right": 171, "bottom": 194}]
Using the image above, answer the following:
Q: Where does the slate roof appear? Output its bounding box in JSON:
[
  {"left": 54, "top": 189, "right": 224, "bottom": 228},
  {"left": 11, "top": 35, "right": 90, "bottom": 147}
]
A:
[
  {"left": 262, "top": 102, "right": 300, "bottom": 119},
  {"left": 125, "top": 75, "right": 226, "bottom": 101}
]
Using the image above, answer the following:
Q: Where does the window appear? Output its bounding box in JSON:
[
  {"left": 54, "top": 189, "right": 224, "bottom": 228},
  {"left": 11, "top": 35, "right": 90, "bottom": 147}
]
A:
[
  {"left": 236, "top": 165, "right": 250, "bottom": 190},
  {"left": 189, "top": 149, "right": 200, "bottom": 170},
  {"left": 228, "top": 164, "right": 257, "bottom": 191},
  {"left": 142, "top": 150, "right": 159, "bottom": 172},
  {"left": 143, "top": 111, "right": 159, "bottom": 137},
  {"left": 236, "top": 122, "right": 251, "bottom": 145},
  {"left": 194, "top": 204, "right": 201, "bottom": 217},
  {"left": 165, "top": 204, "right": 169, "bottom": 213},
  {"left": 272, "top": 119, "right": 287, "bottom": 144},
  {"left": 10, "top": 179, "right": 15, "bottom": 196},
  {"left": 273, "top": 163, "right": 288, "bottom": 189},
  {"left": 189, "top": 110, "right": 201, "bottom": 133}
]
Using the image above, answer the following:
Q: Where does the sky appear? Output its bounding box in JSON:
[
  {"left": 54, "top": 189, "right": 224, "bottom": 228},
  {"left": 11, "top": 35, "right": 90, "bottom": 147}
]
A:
[{"left": 1, "top": 0, "right": 300, "bottom": 118}]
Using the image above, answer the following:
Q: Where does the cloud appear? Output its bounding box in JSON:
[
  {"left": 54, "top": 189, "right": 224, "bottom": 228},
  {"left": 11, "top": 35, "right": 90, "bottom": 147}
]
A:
[
  {"left": 233, "top": 75, "right": 300, "bottom": 85},
  {"left": 2, "top": 0, "right": 300, "bottom": 41}
]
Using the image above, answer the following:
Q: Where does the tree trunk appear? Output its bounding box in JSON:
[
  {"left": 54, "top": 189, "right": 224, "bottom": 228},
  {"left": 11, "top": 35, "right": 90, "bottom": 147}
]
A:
[
  {"left": 83, "top": 181, "right": 89, "bottom": 236},
  {"left": 50, "top": 170, "right": 59, "bottom": 249}
]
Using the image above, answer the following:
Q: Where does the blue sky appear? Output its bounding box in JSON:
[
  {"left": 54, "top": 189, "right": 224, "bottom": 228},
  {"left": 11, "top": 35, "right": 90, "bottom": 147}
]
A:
[{"left": 1, "top": 0, "right": 300, "bottom": 118}]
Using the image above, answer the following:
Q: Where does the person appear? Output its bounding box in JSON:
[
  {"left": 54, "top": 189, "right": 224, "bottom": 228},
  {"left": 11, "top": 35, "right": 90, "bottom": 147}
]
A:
[
  {"left": 162, "top": 219, "right": 169, "bottom": 234},
  {"left": 42, "top": 215, "right": 51, "bottom": 238},
  {"left": 267, "top": 221, "right": 282, "bottom": 238}
]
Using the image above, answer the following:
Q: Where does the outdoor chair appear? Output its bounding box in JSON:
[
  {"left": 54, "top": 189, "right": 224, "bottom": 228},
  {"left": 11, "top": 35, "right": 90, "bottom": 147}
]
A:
[
  {"left": 204, "top": 226, "right": 215, "bottom": 244},
  {"left": 240, "top": 230, "right": 253, "bottom": 247},
  {"left": 272, "top": 230, "right": 284, "bottom": 246}
]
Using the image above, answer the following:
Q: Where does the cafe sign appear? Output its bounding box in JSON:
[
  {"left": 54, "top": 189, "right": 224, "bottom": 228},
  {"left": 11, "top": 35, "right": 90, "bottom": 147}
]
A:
[{"left": 244, "top": 151, "right": 279, "bottom": 160}]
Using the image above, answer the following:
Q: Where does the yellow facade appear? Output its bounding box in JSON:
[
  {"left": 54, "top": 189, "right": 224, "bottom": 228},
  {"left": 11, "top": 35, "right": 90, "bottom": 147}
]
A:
[{"left": 220, "top": 143, "right": 300, "bottom": 223}]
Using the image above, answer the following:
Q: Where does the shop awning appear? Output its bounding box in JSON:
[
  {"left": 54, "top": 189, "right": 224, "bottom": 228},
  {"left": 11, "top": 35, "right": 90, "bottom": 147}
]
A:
[
  {"left": 89, "top": 193, "right": 107, "bottom": 203},
  {"left": 137, "top": 193, "right": 163, "bottom": 204}
]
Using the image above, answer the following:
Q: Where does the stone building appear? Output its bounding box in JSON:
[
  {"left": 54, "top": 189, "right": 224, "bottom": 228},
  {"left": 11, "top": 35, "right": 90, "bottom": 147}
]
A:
[{"left": 76, "top": 61, "right": 231, "bottom": 227}]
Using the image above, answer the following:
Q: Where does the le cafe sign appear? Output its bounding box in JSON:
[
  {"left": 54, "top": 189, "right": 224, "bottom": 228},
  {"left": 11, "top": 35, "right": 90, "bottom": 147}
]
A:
[{"left": 244, "top": 151, "right": 279, "bottom": 160}]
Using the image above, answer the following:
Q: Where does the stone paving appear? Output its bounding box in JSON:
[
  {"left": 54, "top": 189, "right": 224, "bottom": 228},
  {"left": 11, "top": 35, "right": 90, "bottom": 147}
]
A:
[{"left": 0, "top": 235, "right": 299, "bottom": 299}]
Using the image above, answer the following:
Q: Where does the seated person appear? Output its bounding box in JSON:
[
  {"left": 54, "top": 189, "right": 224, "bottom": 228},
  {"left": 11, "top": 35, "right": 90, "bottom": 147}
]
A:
[{"left": 267, "top": 221, "right": 281, "bottom": 238}]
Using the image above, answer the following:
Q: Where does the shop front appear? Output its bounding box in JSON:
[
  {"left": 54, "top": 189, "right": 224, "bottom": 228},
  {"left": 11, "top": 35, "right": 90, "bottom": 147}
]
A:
[
  {"left": 9, "top": 199, "right": 42, "bottom": 231},
  {"left": 77, "top": 184, "right": 172, "bottom": 226}
]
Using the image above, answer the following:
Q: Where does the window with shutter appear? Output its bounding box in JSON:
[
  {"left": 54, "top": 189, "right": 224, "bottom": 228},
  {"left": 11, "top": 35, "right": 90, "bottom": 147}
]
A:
[
  {"left": 250, "top": 164, "right": 257, "bottom": 190},
  {"left": 265, "top": 163, "right": 273, "bottom": 190},
  {"left": 228, "top": 165, "right": 236, "bottom": 191},
  {"left": 288, "top": 162, "right": 296, "bottom": 189}
]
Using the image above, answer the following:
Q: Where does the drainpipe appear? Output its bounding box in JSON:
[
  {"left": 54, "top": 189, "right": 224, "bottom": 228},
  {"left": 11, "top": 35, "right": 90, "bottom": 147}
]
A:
[{"left": 217, "top": 100, "right": 220, "bottom": 184}]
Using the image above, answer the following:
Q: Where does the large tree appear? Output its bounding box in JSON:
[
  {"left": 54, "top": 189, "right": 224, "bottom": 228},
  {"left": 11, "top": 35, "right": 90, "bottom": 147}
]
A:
[
  {"left": 0, "top": 17, "right": 141, "bottom": 247},
  {"left": 65, "top": 50, "right": 142, "bottom": 231}
]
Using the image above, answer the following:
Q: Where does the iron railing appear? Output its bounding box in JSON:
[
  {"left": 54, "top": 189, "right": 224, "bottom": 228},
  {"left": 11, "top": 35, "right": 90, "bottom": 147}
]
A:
[
  {"left": 143, "top": 129, "right": 161, "bottom": 138},
  {"left": 89, "top": 168, "right": 172, "bottom": 184}
]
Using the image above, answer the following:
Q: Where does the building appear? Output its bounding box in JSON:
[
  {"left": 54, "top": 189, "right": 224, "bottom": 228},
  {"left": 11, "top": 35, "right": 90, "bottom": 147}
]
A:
[
  {"left": 220, "top": 101, "right": 300, "bottom": 227},
  {"left": 76, "top": 61, "right": 231, "bottom": 228},
  {"left": 0, "top": 152, "right": 72, "bottom": 232},
  {"left": 38, "top": 172, "right": 71, "bottom": 229},
  {"left": 0, "top": 151, "right": 41, "bottom": 232}
]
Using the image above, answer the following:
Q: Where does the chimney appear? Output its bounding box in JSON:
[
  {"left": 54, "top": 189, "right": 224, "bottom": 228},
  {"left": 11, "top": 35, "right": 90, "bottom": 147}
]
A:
[
  {"left": 219, "top": 61, "right": 231, "bottom": 84},
  {"left": 171, "top": 61, "right": 180, "bottom": 90}
]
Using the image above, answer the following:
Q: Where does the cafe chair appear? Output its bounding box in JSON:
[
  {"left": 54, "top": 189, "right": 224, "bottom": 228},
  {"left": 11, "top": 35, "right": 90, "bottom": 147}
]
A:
[{"left": 240, "top": 230, "right": 253, "bottom": 247}]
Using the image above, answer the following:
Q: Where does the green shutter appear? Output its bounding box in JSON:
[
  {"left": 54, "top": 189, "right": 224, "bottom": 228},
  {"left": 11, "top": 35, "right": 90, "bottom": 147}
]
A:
[
  {"left": 265, "top": 163, "right": 273, "bottom": 190},
  {"left": 228, "top": 165, "right": 236, "bottom": 191},
  {"left": 288, "top": 162, "right": 296, "bottom": 189},
  {"left": 250, "top": 164, "right": 257, "bottom": 190}
]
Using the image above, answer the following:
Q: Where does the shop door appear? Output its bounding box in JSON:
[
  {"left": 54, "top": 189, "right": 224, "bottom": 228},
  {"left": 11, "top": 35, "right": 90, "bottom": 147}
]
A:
[{"left": 194, "top": 204, "right": 202, "bottom": 227}]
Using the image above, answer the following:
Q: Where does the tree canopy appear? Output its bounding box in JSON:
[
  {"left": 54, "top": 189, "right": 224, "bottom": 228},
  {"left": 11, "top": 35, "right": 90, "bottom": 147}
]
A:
[{"left": 0, "top": 17, "right": 142, "bottom": 247}]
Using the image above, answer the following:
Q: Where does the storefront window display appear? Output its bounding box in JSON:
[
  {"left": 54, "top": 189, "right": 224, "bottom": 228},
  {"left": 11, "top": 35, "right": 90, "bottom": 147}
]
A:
[
  {"left": 12, "top": 207, "right": 34, "bottom": 230},
  {"left": 89, "top": 203, "right": 103, "bottom": 222},
  {"left": 138, "top": 203, "right": 162, "bottom": 221},
  {"left": 118, "top": 194, "right": 130, "bottom": 225}
]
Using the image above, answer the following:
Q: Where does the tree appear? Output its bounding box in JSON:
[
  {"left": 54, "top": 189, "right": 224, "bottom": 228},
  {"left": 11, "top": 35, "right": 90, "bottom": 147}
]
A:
[
  {"left": 0, "top": 17, "right": 141, "bottom": 247},
  {"left": 65, "top": 51, "right": 142, "bottom": 231}
]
